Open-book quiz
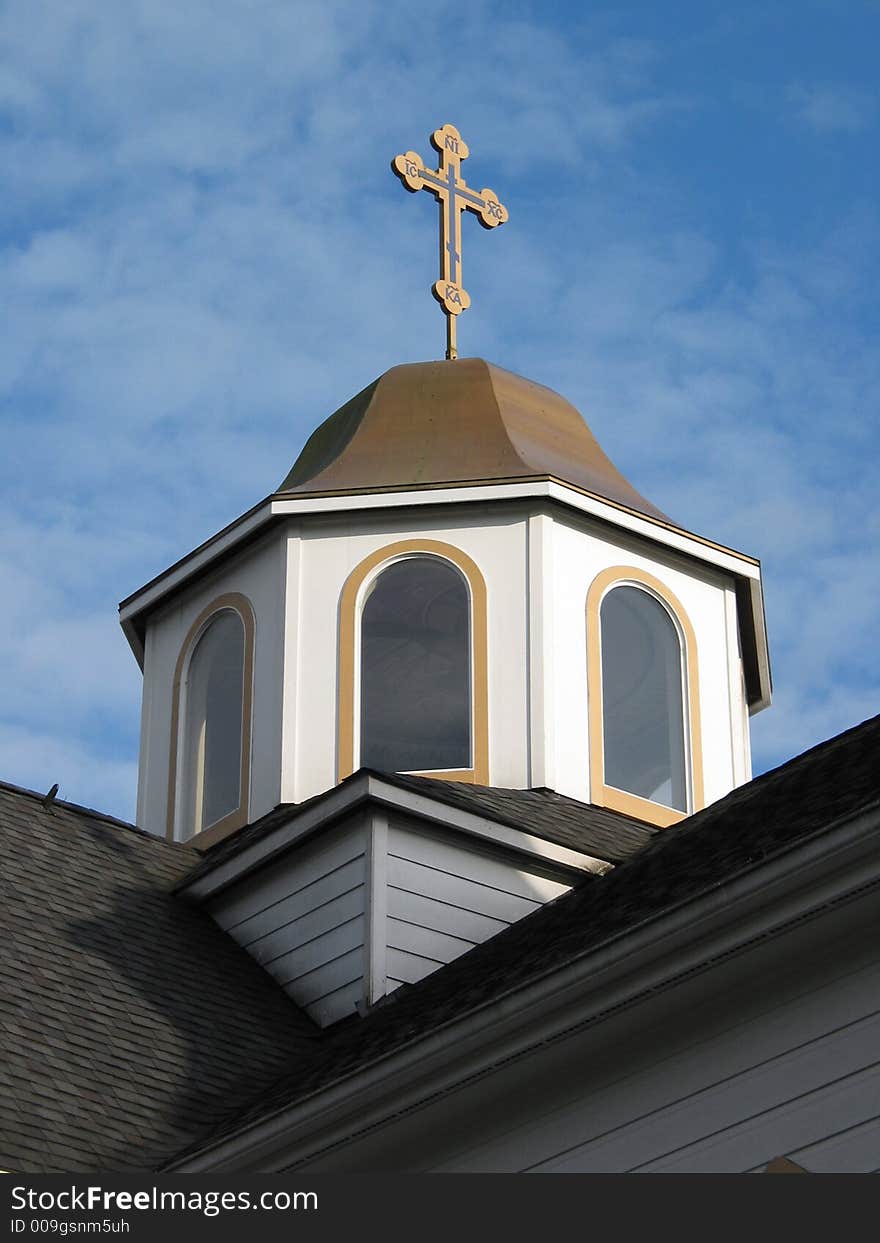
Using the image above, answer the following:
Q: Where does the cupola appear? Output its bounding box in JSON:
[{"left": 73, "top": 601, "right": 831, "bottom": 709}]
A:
[
  {"left": 121, "top": 355, "right": 770, "bottom": 849},
  {"left": 119, "top": 123, "right": 771, "bottom": 1028}
]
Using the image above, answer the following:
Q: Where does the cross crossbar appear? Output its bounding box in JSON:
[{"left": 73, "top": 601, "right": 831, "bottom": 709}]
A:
[{"left": 392, "top": 124, "right": 508, "bottom": 360}]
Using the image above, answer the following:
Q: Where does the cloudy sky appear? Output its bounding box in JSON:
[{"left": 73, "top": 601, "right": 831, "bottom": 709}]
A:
[{"left": 1, "top": 0, "right": 877, "bottom": 822}]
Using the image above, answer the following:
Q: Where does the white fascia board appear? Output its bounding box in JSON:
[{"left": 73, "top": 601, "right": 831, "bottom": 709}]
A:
[
  {"left": 270, "top": 481, "right": 761, "bottom": 580},
  {"left": 118, "top": 478, "right": 761, "bottom": 636},
  {"left": 120, "top": 617, "right": 145, "bottom": 670},
  {"left": 271, "top": 479, "right": 768, "bottom": 708},
  {"left": 167, "top": 801, "right": 880, "bottom": 1172},
  {"left": 118, "top": 479, "right": 769, "bottom": 698},
  {"left": 118, "top": 498, "right": 275, "bottom": 634},
  {"left": 178, "top": 774, "right": 374, "bottom": 901},
  {"left": 365, "top": 776, "right": 612, "bottom": 876},
  {"left": 179, "top": 773, "right": 610, "bottom": 903}
]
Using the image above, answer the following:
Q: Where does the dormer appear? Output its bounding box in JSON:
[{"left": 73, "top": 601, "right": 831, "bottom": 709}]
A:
[{"left": 121, "top": 357, "right": 770, "bottom": 852}]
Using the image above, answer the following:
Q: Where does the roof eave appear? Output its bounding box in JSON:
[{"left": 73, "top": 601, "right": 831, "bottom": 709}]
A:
[
  {"left": 178, "top": 771, "right": 614, "bottom": 904},
  {"left": 118, "top": 479, "right": 770, "bottom": 701}
]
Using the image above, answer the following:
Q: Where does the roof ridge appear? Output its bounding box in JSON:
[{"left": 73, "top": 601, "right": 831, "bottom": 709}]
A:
[
  {"left": 0, "top": 776, "right": 188, "bottom": 849},
  {"left": 694, "top": 710, "right": 880, "bottom": 817}
]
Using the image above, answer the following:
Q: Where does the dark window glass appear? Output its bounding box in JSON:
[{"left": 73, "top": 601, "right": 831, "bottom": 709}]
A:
[
  {"left": 600, "top": 586, "right": 686, "bottom": 811},
  {"left": 361, "top": 558, "right": 470, "bottom": 772},
  {"left": 183, "top": 611, "right": 244, "bottom": 835}
]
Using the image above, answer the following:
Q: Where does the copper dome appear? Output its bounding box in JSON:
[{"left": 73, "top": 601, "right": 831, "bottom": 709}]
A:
[{"left": 278, "top": 358, "right": 667, "bottom": 522}]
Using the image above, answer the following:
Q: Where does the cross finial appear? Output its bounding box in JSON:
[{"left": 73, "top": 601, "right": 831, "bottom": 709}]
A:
[{"left": 393, "top": 124, "right": 508, "bottom": 360}]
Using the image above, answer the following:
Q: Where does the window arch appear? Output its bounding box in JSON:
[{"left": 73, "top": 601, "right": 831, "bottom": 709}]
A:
[
  {"left": 338, "top": 540, "right": 489, "bottom": 783},
  {"left": 166, "top": 593, "right": 255, "bottom": 845},
  {"left": 587, "top": 567, "right": 703, "bottom": 827}
]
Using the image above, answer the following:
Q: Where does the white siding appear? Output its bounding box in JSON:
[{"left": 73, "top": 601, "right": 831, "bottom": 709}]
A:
[
  {"left": 288, "top": 892, "right": 880, "bottom": 1173},
  {"left": 431, "top": 907, "right": 880, "bottom": 1172},
  {"left": 384, "top": 820, "right": 571, "bottom": 990},
  {"left": 208, "top": 820, "right": 367, "bottom": 1026},
  {"left": 528, "top": 999, "right": 880, "bottom": 1173},
  {"left": 204, "top": 808, "right": 580, "bottom": 1024}
]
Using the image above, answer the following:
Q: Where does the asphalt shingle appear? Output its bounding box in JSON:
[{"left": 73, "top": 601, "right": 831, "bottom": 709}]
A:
[
  {"left": 3, "top": 710, "right": 879, "bottom": 1172},
  {"left": 0, "top": 782, "right": 318, "bottom": 1173},
  {"left": 178, "top": 711, "right": 880, "bottom": 1158}
]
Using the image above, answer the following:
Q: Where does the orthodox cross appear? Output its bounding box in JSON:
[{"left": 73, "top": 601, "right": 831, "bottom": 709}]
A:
[{"left": 393, "top": 124, "right": 508, "bottom": 361}]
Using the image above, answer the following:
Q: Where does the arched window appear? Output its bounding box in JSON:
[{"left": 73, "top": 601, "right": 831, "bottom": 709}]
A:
[
  {"left": 338, "top": 540, "right": 489, "bottom": 783},
  {"left": 167, "top": 594, "right": 255, "bottom": 844},
  {"left": 360, "top": 558, "right": 470, "bottom": 773},
  {"left": 183, "top": 611, "right": 245, "bottom": 835},
  {"left": 587, "top": 567, "right": 703, "bottom": 827},
  {"left": 600, "top": 587, "right": 686, "bottom": 811}
]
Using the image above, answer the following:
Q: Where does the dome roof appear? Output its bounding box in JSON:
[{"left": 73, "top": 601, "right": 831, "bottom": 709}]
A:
[{"left": 278, "top": 358, "right": 667, "bottom": 522}]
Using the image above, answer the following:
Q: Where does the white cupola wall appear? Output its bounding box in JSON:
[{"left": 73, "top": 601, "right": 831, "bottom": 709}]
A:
[{"left": 121, "top": 359, "right": 771, "bottom": 851}]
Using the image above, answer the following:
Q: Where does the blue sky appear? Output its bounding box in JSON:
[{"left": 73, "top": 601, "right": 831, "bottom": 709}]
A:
[{"left": 1, "top": 0, "right": 878, "bottom": 821}]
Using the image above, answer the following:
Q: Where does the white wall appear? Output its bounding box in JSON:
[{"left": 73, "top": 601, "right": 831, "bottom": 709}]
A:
[
  {"left": 384, "top": 816, "right": 571, "bottom": 992},
  {"left": 136, "top": 530, "right": 287, "bottom": 834},
  {"left": 548, "top": 510, "right": 747, "bottom": 809},
  {"left": 285, "top": 505, "right": 531, "bottom": 804},
  {"left": 282, "top": 500, "right": 749, "bottom": 811},
  {"left": 208, "top": 817, "right": 369, "bottom": 1027},
  {"left": 202, "top": 805, "right": 578, "bottom": 1026},
  {"left": 136, "top": 490, "right": 753, "bottom": 841}
]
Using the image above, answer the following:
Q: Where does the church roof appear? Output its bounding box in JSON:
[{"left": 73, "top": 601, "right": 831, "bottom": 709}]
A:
[
  {"left": 278, "top": 358, "right": 668, "bottom": 521},
  {"left": 0, "top": 781, "right": 317, "bottom": 1174},
  {"left": 3, "top": 712, "right": 877, "bottom": 1172},
  {"left": 180, "top": 771, "right": 657, "bottom": 889},
  {"left": 175, "top": 710, "right": 880, "bottom": 1162}
]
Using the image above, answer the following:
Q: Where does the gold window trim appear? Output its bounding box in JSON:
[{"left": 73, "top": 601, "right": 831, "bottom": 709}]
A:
[
  {"left": 586, "top": 566, "right": 704, "bottom": 828},
  {"left": 166, "top": 592, "right": 256, "bottom": 849},
  {"left": 338, "top": 539, "right": 489, "bottom": 785}
]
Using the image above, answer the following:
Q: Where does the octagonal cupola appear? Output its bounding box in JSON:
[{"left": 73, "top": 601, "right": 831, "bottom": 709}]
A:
[{"left": 121, "top": 356, "right": 770, "bottom": 851}]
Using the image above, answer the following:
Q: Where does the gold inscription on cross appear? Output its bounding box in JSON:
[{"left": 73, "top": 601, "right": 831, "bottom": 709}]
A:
[{"left": 393, "top": 124, "right": 508, "bottom": 360}]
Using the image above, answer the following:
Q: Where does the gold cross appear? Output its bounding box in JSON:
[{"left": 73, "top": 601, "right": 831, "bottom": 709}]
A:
[{"left": 393, "top": 124, "right": 508, "bottom": 361}]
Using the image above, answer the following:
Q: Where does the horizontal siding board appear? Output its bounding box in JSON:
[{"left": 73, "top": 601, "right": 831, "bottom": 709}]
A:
[
  {"left": 388, "top": 856, "right": 542, "bottom": 924},
  {"left": 305, "top": 979, "right": 364, "bottom": 1027},
  {"left": 637, "top": 1062, "right": 880, "bottom": 1174},
  {"left": 387, "top": 916, "right": 474, "bottom": 964},
  {"left": 209, "top": 827, "right": 365, "bottom": 930},
  {"left": 388, "top": 887, "right": 508, "bottom": 943},
  {"left": 283, "top": 945, "right": 364, "bottom": 1006},
  {"left": 745, "top": 1115, "right": 880, "bottom": 1174},
  {"left": 433, "top": 951, "right": 880, "bottom": 1173},
  {"left": 791, "top": 1115, "right": 880, "bottom": 1173},
  {"left": 531, "top": 1010, "right": 880, "bottom": 1173},
  {"left": 387, "top": 947, "right": 445, "bottom": 987},
  {"left": 272, "top": 919, "right": 364, "bottom": 991},
  {"left": 389, "top": 825, "right": 570, "bottom": 903},
  {"left": 229, "top": 858, "right": 365, "bottom": 946},
  {"left": 246, "top": 885, "right": 365, "bottom": 965}
]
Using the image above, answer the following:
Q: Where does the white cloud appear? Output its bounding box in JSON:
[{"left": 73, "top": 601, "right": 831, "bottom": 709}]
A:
[
  {"left": 788, "top": 82, "right": 876, "bottom": 134},
  {"left": 0, "top": 1, "right": 876, "bottom": 820},
  {"left": 0, "top": 723, "right": 138, "bottom": 822}
]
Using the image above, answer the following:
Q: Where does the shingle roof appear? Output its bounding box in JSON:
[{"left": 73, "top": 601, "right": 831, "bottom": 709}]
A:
[
  {"left": 4, "top": 711, "right": 879, "bottom": 1172},
  {"left": 177, "top": 710, "right": 880, "bottom": 1160},
  {"left": 183, "top": 770, "right": 655, "bottom": 887},
  {"left": 0, "top": 781, "right": 318, "bottom": 1174},
  {"left": 387, "top": 773, "right": 657, "bottom": 862}
]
